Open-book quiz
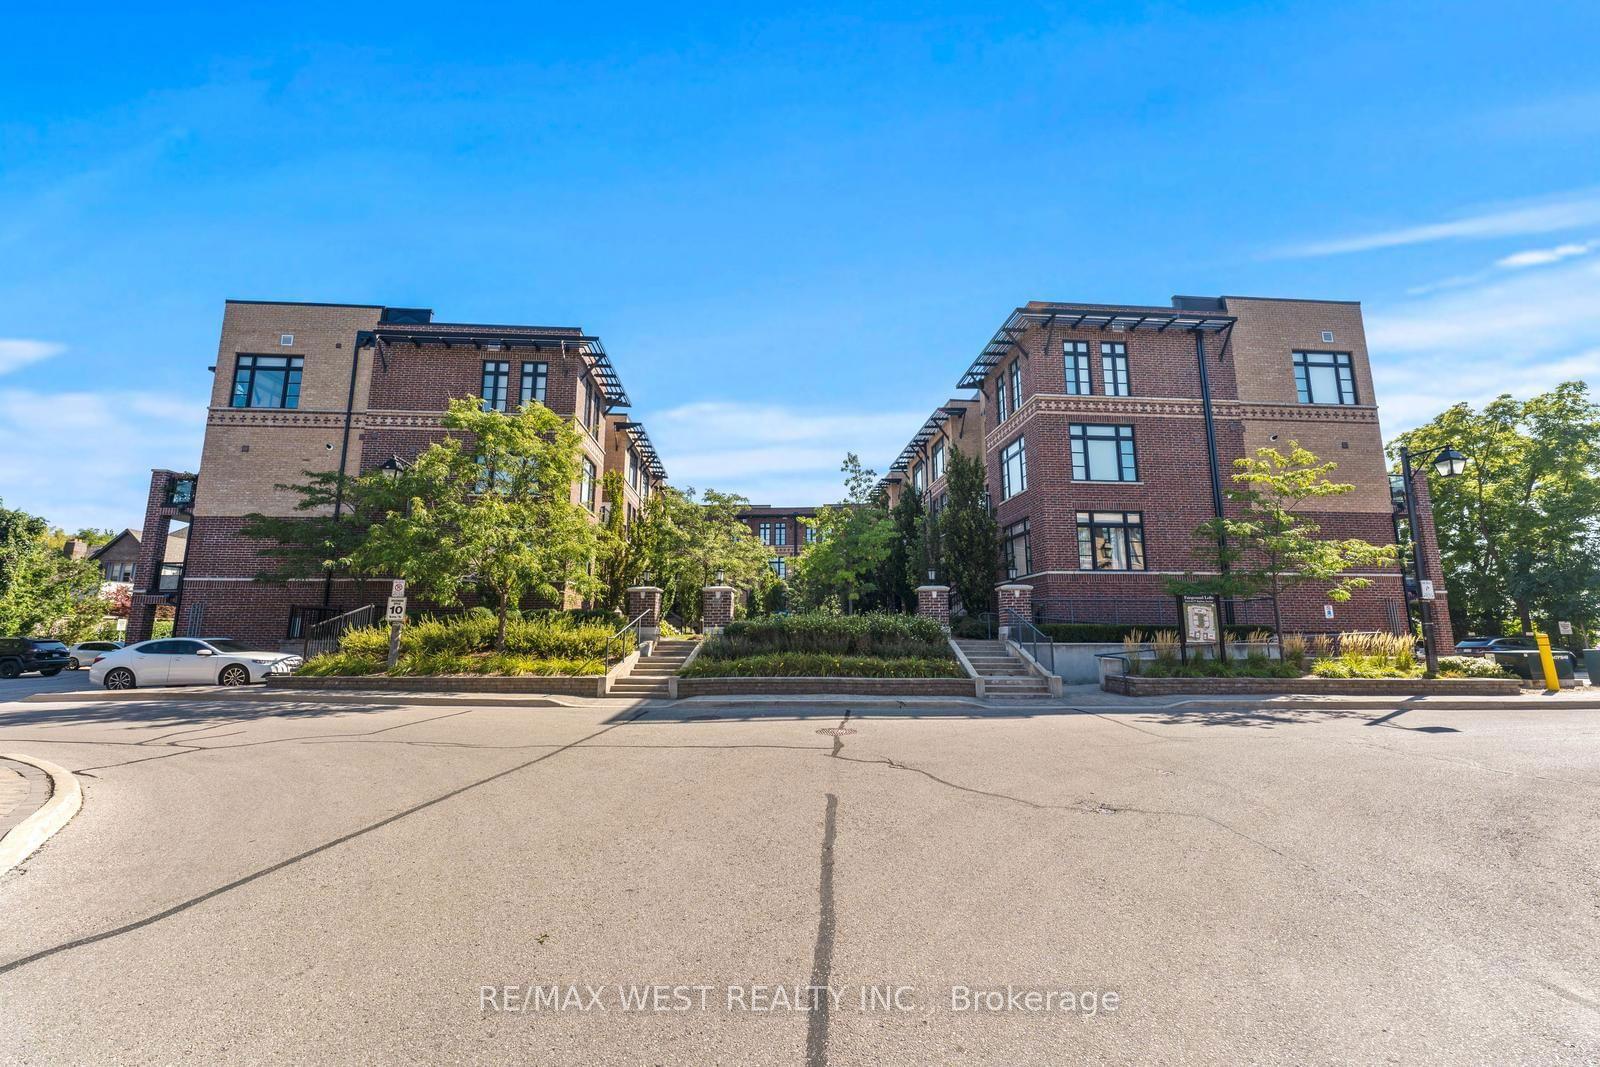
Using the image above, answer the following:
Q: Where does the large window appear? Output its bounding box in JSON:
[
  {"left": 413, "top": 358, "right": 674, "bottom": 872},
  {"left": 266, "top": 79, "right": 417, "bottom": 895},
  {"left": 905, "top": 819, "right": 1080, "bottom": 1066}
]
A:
[
  {"left": 1293, "top": 351, "right": 1357, "bottom": 405},
  {"left": 230, "top": 355, "right": 303, "bottom": 409},
  {"left": 912, "top": 463, "right": 925, "bottom": 493},
  {"left": 481, "top": 360, "right": 511, "bottom": 411},
  {"left": 804, "top": 524, "right": 819, "bottom": 544},
  {"left": 1008, "top": 361, "right": 1023, "bottom": 416},
  {"left": 1077, "top": 511, "right": 1146, "bottom": 571},
  {"left": 580, "top": 457, "right": 597, "bottom": 512},
  {"left": 769, "top": 558, "right": 787, "bottom": 579},
  {"left": 1064, "top": 341, "right": 1091, "bottom": 395},
  {"left": 930, "top": 439, "right": 946, "bottom": 481},
  {"left": 773, "top": 522, "right": 787, "bottom": 546},
  {"left": 1070, "top": 424, "right": 1138, "bottom": 482},
  {"left": 999, "top": 436, "right": 1028, "bottom": 499},
  {"left": 520, "top": 361, "right": 548, "bottom": 406},
  {"left": 1002, "top": 519, "right": 1032, "bottom": 580},
  {"left": 994, "top": 372, "right": 1009, "bottom": 423},
  {"left": 1101, "top": 342, "right": 1130, "bottom": 397},
  {"left": 586, "top": 376, "right": 604, "bottom": 429},
  {"left": 758, "top": 522, "right": 774, "bottom": 545}
]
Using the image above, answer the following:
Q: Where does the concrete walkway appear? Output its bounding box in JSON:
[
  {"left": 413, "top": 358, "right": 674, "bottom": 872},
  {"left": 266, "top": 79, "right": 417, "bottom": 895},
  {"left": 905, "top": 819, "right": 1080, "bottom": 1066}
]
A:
[{"left": 0, "top": 756, "right": 51, "bottom": 840}]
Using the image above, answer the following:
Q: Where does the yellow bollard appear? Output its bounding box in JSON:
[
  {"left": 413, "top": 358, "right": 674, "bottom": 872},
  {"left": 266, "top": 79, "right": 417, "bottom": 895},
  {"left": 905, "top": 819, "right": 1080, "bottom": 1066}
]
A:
[{"left": 1534, "top": 632, "right": 1562, "bottom": 692}]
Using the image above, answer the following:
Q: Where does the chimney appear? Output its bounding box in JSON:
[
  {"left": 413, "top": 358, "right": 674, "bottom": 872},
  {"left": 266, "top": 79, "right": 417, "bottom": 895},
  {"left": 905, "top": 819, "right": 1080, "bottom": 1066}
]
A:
[{"left": 62, "top": 539, "right": 89, "bottom": 560}]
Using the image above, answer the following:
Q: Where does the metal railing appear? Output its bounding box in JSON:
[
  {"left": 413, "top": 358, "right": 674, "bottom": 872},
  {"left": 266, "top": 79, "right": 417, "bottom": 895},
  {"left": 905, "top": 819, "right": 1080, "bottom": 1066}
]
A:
[
  {"left": 1004, "top": 608, "right": 1056, "bottom": 676},
  {"left": 580, "top": 608, "right": 652, "bottom": 674},
  {"left": 301, "top": 604, "right": 377, "bottom": 660}
]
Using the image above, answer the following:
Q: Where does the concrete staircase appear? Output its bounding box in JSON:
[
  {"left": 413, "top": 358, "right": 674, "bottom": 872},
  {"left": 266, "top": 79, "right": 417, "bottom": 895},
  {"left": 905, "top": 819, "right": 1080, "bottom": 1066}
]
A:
[
  {"left": 608, "top": 638, "right": 698, "bottom": 700},
  {"left": 954, "top": 639, "right": 1051, "bottom": 698}
]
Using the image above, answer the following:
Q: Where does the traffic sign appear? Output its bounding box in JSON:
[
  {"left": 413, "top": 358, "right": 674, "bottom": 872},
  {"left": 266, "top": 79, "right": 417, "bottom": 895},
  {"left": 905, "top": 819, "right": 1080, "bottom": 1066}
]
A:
[
  {"left": 1419, "top": 580, "right": 1435, "bottom": 601},
  {"left": 386, "top": 597, "right": 407, "bottom": 623},
  {"left": 1559, "top": 620, "right": 1574, "bottom": 635},
  {"left": 390, "top": 579, "right": 407, "bottom": 599}
]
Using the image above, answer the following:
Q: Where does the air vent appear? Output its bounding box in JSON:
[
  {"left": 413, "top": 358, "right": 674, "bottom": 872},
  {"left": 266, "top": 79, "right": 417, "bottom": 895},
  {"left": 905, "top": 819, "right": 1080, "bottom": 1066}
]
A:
[
  {"left": 1321, "top": 330, "right": 1334, "bottom": 343},
  {"left": 280, "top": 333, "right": 294, "bottom": 346}
]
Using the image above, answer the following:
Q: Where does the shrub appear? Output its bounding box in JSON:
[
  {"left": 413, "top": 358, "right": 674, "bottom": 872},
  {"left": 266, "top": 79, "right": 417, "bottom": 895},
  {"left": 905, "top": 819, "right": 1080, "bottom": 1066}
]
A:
[
  {"left": 707, "top": 612, "right": 950, "bottom": 660},
  {"left": 297, "top": 651, "right": 383, "bottom": 676},
  {"left": 950, "top": 615, "right": 994, "bottom": 639},
  {"left": 336, "top": 610, "right": 625, "bottom": 662},
  {"left": 1436, "top": 655, "right": 1516, "bottom": 679},
  {"left": 1040, "top": 622, "right": 1264, "bottom": 643},
  {"left": 681, "top": 653, "right": 966, "bottom": 678}
]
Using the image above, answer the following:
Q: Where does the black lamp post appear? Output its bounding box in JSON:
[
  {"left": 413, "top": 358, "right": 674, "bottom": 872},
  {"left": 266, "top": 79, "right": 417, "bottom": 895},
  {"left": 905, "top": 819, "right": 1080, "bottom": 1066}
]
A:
[{"left": 1396, "top": 443, "right": 1467, "bottom": 673}]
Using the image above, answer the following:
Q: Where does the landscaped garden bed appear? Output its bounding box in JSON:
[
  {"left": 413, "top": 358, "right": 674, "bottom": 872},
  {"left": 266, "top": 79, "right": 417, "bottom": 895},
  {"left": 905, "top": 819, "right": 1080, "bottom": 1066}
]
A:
[
  {"left": 680, "top": 613, "right": 963, "bottom": 678},
  {"left": 294, "top": 609, "right": 629, "bottom": 679},
  {"left": 1101, "top": 630, "right": 1522, "bottom": 695}
]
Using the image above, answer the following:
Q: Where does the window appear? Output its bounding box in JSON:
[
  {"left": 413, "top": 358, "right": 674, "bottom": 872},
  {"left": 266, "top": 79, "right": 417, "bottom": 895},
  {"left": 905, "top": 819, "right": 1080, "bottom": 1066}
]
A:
[
  {"left": 106, "top": 562, "right": 135, "bottom": 583},
  {"left": 1064, "top": 341, "right": 1092, "bottom": 395},
  {"left": 230, "top": 355, "right": 303, "bottom": 409},
  {"left": 166, "top": 477, "right": 196, "bottom": 508},
  {"left": 580, "top": 458, "right": 597, "bottom": 512},
  {"left": 1293, "top": 351, "right": 1357, "bottom": 405},
  {"left": 1077, "top": 511, "right": 1146, "bottom": 571},
  {"left": 769, "top": 558, "right": 787, "bottom": 579},
  {"left": 912, "top": 463, "right": 925, "bottom": 493},
  {"left": 994, "top": 375, "right": 1009, "bottom": 423},
  {"left": 584, "top": 376, "right": 604, "bottom": 430},
  {"left": 773, "top": 522, "right": 787, "bottom": 546},
  {"left": 1070, "top": 424, "right": 1137, "bottom": 482},
  {"left": 758, "top": 522, "right": 774, "bottom": 545},
  {"left": 577, "top": 379, "right": 589, "bottom": 426},
  {"left": 627, "top": 447, "right": 642, "bottom": 493},
  {"left": 804, "top": 524, "right": 819, "bottom": 544},
  {"left": 930, "top": 492, "right": 946, "bottom": 518},
  {"left": 519, "top": 362, "right": 548, "bottom": 407},
  {"left": 1008, "top": 361, "right": 1023, "bottom": 416},
  {"left": 1101, "top": 342, "right": 1129, "bottom": 397},
  {"left": 999, "top": 436, "right": 1027, "bottom": 499},
  {"left": 930, "top": 440, "right": 946, "bottom": 481},
  {"left": 481, "top": 360, "right": 511, "bottom": 411},
  {"left": 1002, "top": 519, "right": 1032, "bottom": 579},
  {"left": 279, "top": 333, "right": 294, "bottom": 346}
]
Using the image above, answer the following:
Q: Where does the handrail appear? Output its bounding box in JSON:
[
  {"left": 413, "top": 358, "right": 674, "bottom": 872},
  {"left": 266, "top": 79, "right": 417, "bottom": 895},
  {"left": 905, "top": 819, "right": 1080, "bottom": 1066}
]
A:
[
  {"left": 1004, "top": 608, "right": 1056, "bottom": 676},
  {"left": 301, "top": 604, "right": 377, "bottom": 660},
  {"left": 580, "top": 609, "right": 651, "bottom": 675}
]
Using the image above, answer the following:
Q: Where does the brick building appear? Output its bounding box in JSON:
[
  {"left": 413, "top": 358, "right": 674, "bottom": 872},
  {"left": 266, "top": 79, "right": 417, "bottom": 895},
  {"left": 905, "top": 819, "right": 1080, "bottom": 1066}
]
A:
[
  {"left": 736, "top": 506, "right": 819, "bottom": 581},
  {"left": 128, "top": 299, "right": 664, "bottom": 648},
  {"left": 881, "top": 295, "right": 1452, "bottom": 652}
]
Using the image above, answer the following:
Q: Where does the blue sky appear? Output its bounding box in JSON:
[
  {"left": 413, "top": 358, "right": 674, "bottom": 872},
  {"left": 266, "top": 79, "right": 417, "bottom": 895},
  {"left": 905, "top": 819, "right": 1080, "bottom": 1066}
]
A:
[{"left": 2, "top": 1, "right": 1597, "bottom": 530}]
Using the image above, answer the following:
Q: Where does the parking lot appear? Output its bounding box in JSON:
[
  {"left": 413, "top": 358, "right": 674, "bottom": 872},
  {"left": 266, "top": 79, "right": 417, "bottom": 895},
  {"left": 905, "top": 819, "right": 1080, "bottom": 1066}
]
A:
[{"left": 1, "top": 691, "right": 1598, "bottom": 1064}]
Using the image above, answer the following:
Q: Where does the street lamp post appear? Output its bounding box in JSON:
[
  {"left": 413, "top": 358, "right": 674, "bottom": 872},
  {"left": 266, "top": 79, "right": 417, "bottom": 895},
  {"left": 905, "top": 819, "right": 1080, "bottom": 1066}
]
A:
[{"left": 1397, "top": 443, "right": 1466, "bottom": 674}]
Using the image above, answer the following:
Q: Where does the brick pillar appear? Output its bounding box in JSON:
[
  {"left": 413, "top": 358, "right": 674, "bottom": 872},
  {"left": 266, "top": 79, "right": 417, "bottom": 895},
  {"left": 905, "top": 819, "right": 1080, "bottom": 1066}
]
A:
[
  {"left": 127, "top": 469, "right": 195, "bottom": 643},
  {"left": 916, "top": 585, "right": 951, "bottom": 631},
  {"left": 625, "top": 585, "right": 663, "bottom": 644},
  {"left": 701, "top": 585, "right": 736, "bottom": 636},
  {"left": 995, "top": 583, "right": 1033, "bottom": 640},
  {"left": 1408, "top": 466, "right": 1457, "bottom": 657}
]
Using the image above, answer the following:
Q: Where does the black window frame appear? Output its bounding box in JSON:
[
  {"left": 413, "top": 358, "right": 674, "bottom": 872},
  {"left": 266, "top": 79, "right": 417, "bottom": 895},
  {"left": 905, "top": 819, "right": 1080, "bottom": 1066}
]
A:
[
  {"left": 1064, "top": 341, "right": 1092, "bottom": 395},
  {"left": 580, "top": 457, "right": 598, "bottom": 512},
  {"left": 1069, "top": 424, "right": 1138, "bottom": 482},
  {"left": 1076, "top": 511, "right": 1147, "bottom": 572},
  {"left": 1292, "top": 351, "right": 1358, "bottom": 405},
  {"left": 773, "top": 522, "right": 787, "bottom": 546},
  {"left": 999, "top": 435, "right": 1028, "bottom": 499},
  {"left": 1100, "top": 342, "right": 1130, "bottom": 397},
  {"left": 230, "top": 354, "right": 303, "bottom": 410},
  {"left": 1002, "top": 518, "right": 1032, "bottom": 580},
  {"left": 1008, "top": 360, "right": 1024, "bottom": 418},
  {"left": 930, "top": 439, "right": 946, "bottom": 481},
  {"left": 519, "top": 361, "right": 549, "bottom": 407},
  {"left": 481, "top": 360, "right": 511, "bottom": 412}
]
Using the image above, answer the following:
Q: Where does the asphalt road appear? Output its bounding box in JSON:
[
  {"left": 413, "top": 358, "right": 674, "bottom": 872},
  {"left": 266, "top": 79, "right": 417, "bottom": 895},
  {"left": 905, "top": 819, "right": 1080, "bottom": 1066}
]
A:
[{"left": 1, "top": 692, "right": 1597, "bottom": 1065}]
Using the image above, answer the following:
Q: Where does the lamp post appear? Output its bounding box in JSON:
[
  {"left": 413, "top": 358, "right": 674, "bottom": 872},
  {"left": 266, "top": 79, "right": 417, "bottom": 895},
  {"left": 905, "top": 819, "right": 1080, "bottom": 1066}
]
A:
[{"left": 1397, "top": 443, "right": 1466, "bottom": 673}]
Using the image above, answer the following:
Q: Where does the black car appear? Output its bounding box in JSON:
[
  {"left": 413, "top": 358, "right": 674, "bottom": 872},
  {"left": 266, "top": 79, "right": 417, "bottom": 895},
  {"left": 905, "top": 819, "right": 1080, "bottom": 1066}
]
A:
[
  {"left": 1454, "top": 636, "right": 1538, "bottom": 656},
  {"left": 0, "top": 637, "right": 72, "bottom": 678}
]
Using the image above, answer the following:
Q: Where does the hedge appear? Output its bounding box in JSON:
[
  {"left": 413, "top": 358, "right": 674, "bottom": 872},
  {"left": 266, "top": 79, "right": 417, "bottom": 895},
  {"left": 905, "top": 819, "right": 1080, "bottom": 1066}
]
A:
[
  {"left": 681, "top": 653, "right": 966, "bottom": 679},
  {"left": 708, "top": 612, "right": 951, "bottom": 661}
]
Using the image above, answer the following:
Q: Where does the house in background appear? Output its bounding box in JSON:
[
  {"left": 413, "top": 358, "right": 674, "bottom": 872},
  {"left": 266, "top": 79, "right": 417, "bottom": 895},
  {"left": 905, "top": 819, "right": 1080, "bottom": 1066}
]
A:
[{"left": 84, "top": 530, "right": 142, "bottom": 585}]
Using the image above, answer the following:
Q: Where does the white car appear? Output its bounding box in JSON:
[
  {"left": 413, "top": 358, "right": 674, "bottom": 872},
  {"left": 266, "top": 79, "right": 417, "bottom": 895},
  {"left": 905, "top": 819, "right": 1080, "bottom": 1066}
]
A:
[
  {"left": 89, "top": 637, "right": 304, "bottom": 690},
  {"left": 66, "top": 640, "right": 124, "bottom": 670}
]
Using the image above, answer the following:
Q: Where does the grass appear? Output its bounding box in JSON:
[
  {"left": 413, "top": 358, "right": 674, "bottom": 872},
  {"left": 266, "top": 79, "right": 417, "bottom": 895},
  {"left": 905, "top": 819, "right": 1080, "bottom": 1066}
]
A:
[
  {"left": 297, "top": 607, "right": 626, "bottom": 677},
  {"left": 681, "top": 653, "right": 965, "bottom": 679}
]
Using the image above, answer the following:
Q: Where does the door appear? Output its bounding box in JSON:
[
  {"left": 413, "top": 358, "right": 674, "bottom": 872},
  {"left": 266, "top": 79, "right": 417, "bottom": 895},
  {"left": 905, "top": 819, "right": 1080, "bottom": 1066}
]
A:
[
  {"left": 163, "top": 639, "right": 216, "bottom": 685},
  {"left": 131, "top": 640, "right": 180, "bottom": 685}
]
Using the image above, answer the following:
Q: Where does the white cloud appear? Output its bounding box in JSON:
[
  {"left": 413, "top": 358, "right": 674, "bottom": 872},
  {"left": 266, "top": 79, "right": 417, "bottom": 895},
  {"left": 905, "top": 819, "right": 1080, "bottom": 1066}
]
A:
[
  {"left": 0, "top": 387, "right": 205, "bottom": 531},
  {"left": 0, "top": 339, "right": 64, "bottom": 375},
  {"left": 1494, "top": 240, "right": 1599, "bottom": 269},
  {"left": 1369, "top": 255, "right": 1600, "bottom": 435},
  {"left": 641, "top": 400, "right": 930, "bottom": 504},
  {"left": 1278, "top": 188, "right": 1600, "bottom": 257}
]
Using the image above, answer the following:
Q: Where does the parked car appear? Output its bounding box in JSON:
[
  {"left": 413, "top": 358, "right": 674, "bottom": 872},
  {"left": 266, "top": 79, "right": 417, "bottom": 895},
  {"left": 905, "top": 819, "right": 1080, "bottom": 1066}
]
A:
[
  {"left": 88, "top": 638, "right": 304, "bottom": 690},
  {"left": 1454, "top": 636, "right": 1538, "bottom": 656},
  {"left": 66, "top": 640, "right": 124, "bottom": 670},
  {"left": 0, "top": 637, "right": 72, "bottom": 679}
]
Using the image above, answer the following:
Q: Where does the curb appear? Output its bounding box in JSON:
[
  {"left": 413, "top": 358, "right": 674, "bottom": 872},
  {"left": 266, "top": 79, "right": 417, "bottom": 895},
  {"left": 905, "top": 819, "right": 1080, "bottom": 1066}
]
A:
[
  {"left": 0, "top": 754, "right": 82, "bottom": 871},
  {"left": 20, "top": 688, "right": 588, "bottom": 709}
]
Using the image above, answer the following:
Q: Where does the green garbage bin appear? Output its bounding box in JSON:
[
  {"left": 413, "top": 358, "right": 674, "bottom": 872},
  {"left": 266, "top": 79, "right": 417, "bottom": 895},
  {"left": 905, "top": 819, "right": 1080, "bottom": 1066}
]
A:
[
  {"left": 1583, "top": 649, "right": 1600, "bottom": 685},
  {"left": 1494, "top": 649, "right": 1576, "bottom": 684}
]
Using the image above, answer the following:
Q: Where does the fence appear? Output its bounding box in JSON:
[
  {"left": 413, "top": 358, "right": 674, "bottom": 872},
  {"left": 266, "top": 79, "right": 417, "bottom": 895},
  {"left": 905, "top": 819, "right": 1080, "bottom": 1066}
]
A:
[
  {"left": 1031, "top": 595, "right": 1281, "bottom": 630},
  {"left": 301, "top": 604, "right": 377, "bottom": 660}
]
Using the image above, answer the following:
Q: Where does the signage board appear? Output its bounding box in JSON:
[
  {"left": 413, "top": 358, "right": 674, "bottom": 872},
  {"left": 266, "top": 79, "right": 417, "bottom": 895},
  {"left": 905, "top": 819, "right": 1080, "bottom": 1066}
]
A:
[
  {"left": 1183, "top": 597, "right": 1218, "bottom": 643},
  {"left": 386, "top": 598, "right": 407, "bottom": 623},
  {"left": 1324, "top": 604, "right": 1335, "bottom": 619},
  {"left": 1558, "top": 620, "right": 1574, "bottom": 635},
  {"left": 1419, "top": 580, "right": 1435, "bottom": 601},
  {"left": 390, "top": 579, "right": 407, "bottom": 599}
]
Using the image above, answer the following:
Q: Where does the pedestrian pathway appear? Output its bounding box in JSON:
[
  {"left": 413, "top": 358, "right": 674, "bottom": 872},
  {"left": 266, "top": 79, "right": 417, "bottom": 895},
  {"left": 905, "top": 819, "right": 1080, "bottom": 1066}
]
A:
[{"left": 0, "top": 756, "right": 51, "bottom": 840}]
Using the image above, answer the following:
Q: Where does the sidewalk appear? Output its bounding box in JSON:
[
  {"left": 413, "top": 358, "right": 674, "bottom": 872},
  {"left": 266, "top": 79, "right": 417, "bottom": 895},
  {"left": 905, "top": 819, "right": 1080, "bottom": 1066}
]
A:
[{"left": 0, "top": 756, "right": 52, "bottom": 840}]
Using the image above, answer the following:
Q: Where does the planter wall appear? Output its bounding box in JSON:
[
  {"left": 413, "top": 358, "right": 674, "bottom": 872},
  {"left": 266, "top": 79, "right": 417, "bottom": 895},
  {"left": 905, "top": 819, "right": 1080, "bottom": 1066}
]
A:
[
  {"left": 1101, "top": 674, "right": 1521, "bottom": 697},
  {"left": 674, "top": 677, "right": 978, "bottom": 698},
  {"left": 268, "top": 674, "right": 605, "bottom": 696}
]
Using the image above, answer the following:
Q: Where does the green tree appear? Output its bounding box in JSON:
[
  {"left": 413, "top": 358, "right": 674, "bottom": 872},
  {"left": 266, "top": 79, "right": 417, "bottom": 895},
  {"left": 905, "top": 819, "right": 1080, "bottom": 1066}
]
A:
[
  {"left": 637, "top": 486, "right": 769, "bottom": 624},
  {"left": 1391, "top": 382, "right": 1600, "bottom": 637},
  {"left": 940, "top": 444, "right": 999, "bottom": 617},
  {"left": 240, "top": 469, "right": 410, "bottom": 581},
  {"left": 1171, "top": 441, "right": 1398, "bottom": 640},
  {"left": 793, "top": 454, "right": 896, "bottom": 613},
  {"left": 355, "top": 398, "right": 599, "bottom": 648},
  {"left": 885, "top": 484, "right": 925, "bottom": 612},
  {"left": 596, "top": 470, "right": 645, "bottom": 612},
  {"left": 0, "top": 501, "right": 107, "bottom": 639}
]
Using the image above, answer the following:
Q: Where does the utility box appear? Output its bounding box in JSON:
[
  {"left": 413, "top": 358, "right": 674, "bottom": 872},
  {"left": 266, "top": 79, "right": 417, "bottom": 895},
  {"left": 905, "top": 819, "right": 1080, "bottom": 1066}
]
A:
[
  {"left": 1582, "top": 649, "right": 1600, "bottom": 686},
  {"left": 1494, "top": 650, "right": 1576, "bottom": 686}
]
